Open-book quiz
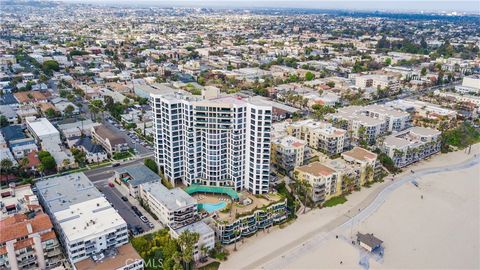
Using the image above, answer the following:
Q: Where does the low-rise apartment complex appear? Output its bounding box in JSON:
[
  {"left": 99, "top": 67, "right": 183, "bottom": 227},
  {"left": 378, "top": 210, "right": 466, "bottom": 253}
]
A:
[
  {"left": 271, "top": 135, "right": 307, "bottom": 173},
  {"left": 0, "top": 213, "right": 63, "bottom": 270},
  {"left": 382, "top": 127, "right": 441, "bottom": 168},
  {"left": 295, "top": 147, "right": 378, "bottom": 203},
  {"left": 91, "top": 124, "right": 128, "bottom": 155},
  {"left": 139, "top": 182, "right": 198, "bottom": 229},
  {"left": 286, "top": 120, "right": 348, "bottom": 156},
  {"left": 328, "top": 105, "right": 410, "bottom": 144},
  {"left": 36, "top": 173, "right": 129, "bottom": 264}
]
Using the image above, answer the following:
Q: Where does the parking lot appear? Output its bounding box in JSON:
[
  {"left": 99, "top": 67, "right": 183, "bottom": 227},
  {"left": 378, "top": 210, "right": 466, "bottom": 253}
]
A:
[{"left": 103, "top": 117, "right": 153, "bottom": 156}]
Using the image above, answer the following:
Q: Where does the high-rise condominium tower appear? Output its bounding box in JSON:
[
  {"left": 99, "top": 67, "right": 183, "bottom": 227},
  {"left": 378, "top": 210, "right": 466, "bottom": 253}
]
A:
[{"left": 151, "top": 88, "right": 272, "bottom": 194}]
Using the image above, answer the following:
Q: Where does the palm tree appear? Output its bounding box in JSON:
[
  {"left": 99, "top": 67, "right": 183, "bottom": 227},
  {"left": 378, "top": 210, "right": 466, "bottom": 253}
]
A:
[
  {"left": 343, "top": 175, "right": 355, "bottom": 193},
  {"left": 365, "top": 164, "right": 374, "bottom": 182},
  {"left": 177, "top": 231, "right": 200, "bottom": 270},
  {"left": 233, "top": 229, "right": 240, "bottom": 251},
  {"left": 200, "top": 244, "right": 209, "bottom": 261},
  {"left": 1, "top": 158, "right": 13, "bottom": 181},
  {"left": 172, "top": 251, "right": 183, "bottom": 270}
]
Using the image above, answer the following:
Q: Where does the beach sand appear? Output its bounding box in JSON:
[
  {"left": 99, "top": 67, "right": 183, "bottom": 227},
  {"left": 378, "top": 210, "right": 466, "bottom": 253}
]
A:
[
  {"left": 220, "top": 144, "right": 480, "bottom": 270},
  {"left": 291, "top": 164, "right": 479, "bottom": 270}
]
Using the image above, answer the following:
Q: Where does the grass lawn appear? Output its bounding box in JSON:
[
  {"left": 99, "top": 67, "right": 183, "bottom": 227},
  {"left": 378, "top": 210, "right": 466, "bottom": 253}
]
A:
[
  {"left": 113, "top": 151, "right": 132, "bottom": 160},
  {"left": 198, "top": 262, "right": 221, "bottom": 270},
  {"left": 323, "top": 195, "right": 347, "bottom": 207}
]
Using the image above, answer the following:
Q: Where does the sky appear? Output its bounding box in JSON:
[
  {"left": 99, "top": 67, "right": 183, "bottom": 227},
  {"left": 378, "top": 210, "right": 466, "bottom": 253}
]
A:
[{"left": 64, "top": 0, "right": 480, "bottom": 13}]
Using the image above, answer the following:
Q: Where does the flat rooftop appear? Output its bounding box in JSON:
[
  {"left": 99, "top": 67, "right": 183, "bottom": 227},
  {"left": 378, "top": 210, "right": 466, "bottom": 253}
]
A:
[
  {"left": 173, "top": 220, "right": 213, "bottom": 236},
  {"left": 35, "top": 172, "right": 102, "bottom": 213},
  {"left": 116, "top": 164, "right": 161, "bottom": 186},
  {"left": 54, "top": 196, "right": 126, "bottom": 243},
  {"left": 296, "top": 161, "right": 336, "bottom": 177},
  {"left": 26, "top": 118, "right": 59, "bottom": 137},
  {"left": 141, "top": 182, "right": 196, "bottom": 211},
  {"left": 342, "top": 147, "right": 377, "bottom": 162}
]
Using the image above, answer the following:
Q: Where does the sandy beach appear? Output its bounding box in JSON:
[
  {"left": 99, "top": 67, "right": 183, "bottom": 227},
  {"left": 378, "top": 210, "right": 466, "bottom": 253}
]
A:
[{"left": 220, "top": 144, "right": 480, "bottom": 270}]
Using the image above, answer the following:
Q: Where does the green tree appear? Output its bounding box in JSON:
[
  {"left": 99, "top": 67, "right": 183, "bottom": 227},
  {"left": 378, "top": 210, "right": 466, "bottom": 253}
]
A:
[
  {"left": 0, "top": 115, "right": 9, "bottom": 127},
  {"left": 144, "top": 158, "right": 158, "bottom": 174},
  {"left": 421, "top": 67, "right": 427, "bottom": 76},
  {"left": 384, "top": 57, "right": 392, "bottom": 66},
  {"left": 45, "top": 108, "right": 59, "bottom": 119},
  {"left": 0, "top": 158, "right": 14, "bottom": 175},
  {"left": 64, "top": 104, "right": 75, "bottom": 116},
  {"left": 41, "top": 60, "right": 60, "bottom": 75},
  {"left": 38, "top": 151, "right": 56, "bottom": 171},
  {"left": 305, "top": 71, "right": 315, "bottom": 81},
  {"left": 177, "top": 230, "right": 200, "bottom": 270},
  {"left": 326, "top": 81, "right": 335, "bottom": 88}
]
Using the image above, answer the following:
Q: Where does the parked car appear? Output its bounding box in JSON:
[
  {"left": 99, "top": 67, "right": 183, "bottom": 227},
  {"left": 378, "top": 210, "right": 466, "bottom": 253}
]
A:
[
  {"left": 109, "top": 182, "right": 115, "bottom": 187},
  {"left": 140, "top": 216, "right": 148, "bottom": 223},
  {"left": 121, "top": 196, "right": 128, "bottom": 202},
  {"left": 136, "top": 225, "right": 144, "bottom": 234},
  {"left": 148, "top": 222, "right": 155, "bottom": 229},
  {"left": 112, "top": 163, "right": 120, "bottom": 167}
]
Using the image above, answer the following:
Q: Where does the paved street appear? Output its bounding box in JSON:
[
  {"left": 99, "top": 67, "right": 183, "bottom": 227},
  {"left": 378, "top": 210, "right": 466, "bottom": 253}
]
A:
[
  {"left": 85, "top": 157, "right": 162, "bottom": 235},
  {"left": 96, "top": 181, "right": 150, "bottom": 232}
]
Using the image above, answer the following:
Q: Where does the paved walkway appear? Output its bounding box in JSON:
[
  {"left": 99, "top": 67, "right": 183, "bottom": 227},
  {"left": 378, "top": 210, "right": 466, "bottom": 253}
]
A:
[{"left": 240, "top": 154, "right": 480, "bottom": 270}]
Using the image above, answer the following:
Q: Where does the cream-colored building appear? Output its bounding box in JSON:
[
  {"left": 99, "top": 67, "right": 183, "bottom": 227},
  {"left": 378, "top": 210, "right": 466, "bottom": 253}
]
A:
[
  {"left": 286, "top": 119, "right": 348, "bottom": 156},
  {"left": 272, "top": 135, "right": 307, "bottom": 173}
]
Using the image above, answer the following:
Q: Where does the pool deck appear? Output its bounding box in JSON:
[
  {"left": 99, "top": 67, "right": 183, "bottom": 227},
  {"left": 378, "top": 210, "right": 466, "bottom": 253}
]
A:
[{"left": 194, "top": 192, "right": 284, "bottom": 223}]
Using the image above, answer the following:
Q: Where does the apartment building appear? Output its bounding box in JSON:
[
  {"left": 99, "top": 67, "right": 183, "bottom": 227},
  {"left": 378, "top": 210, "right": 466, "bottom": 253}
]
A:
[
  {"left": 26, "top": 117, "right": 76, "bottom": 170},
  {"left": 382, "top": 127, "right": 441, "bottom": 168},
  {"left": 113, "top": 164, "right": 161, "bottom": 198},
  {"left": 286, "top": 119, "right": 348, "bottom": 156},
  {"left": 152, "top": 88, "right": 272, "bottom": 194},
  {"left": 454, "top": 75, "right": 480, "bottom": 94},
  {"left": 170, "top": 221, "right": 215, "bottom": 261},
  {"left": 139, "top": 182, "right": 198, "bottom": 229},
  {"left": 386, "top": 99, "right": 457, "bottom": 120},
  {"left": 341, "top": 147, "right": 379, "bottom": 186},
  {"left": 434, "top": 90, "right": 480, "bottom": 107},
  {"left": 328, "top": 105, "right": 410, "bottom": 144},
  {"left": 355, "top": 74, "right": 399, "bottom": 91},
  {"left": 271, "top": 135, "right": 306, "bottom": 173},
  {"left": 36, "top": 173, "right": 129, "bottom": 264},
  {"left": 0, "top": 184, "right": 41, "bottom": 219},
  {"left": 295, "top": 162, "right": 341, "bottom": 203},
  {"left": 91, "top": 124, "right": 128, "bottom": 155},
  {"left": 0, "top": 213, "right": 63, "bottom": 270}
]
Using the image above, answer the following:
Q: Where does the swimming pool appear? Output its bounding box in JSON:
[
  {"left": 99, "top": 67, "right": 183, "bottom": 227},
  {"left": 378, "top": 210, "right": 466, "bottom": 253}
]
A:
[{"left": 198, "top": 202, "right": 227, "bottom": 213}]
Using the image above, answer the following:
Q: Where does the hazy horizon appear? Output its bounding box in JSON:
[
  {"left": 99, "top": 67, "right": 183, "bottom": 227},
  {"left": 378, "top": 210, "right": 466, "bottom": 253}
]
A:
[{"left": 62, "top": 0, "right": 480, "bottom": 13}]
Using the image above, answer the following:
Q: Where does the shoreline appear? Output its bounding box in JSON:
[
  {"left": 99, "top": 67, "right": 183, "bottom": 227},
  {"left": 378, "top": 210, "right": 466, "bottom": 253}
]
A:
[{"left": 220, "top": 144, "right": 480, "bottom": 270}]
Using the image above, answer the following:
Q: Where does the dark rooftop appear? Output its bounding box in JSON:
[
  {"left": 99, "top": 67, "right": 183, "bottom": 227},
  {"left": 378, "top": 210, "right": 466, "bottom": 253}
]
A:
[
  {"left": 1, "top": 125, "right": 26, "bottom": 141},
  {"left": 357, "top": 232, "right": 383, "bottom": 248}
]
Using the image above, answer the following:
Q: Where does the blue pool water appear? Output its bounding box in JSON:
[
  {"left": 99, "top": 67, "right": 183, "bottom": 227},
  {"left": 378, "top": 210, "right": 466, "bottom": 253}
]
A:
[{"left": 198, "top": 202, "right": 227, "bottom": 213}]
